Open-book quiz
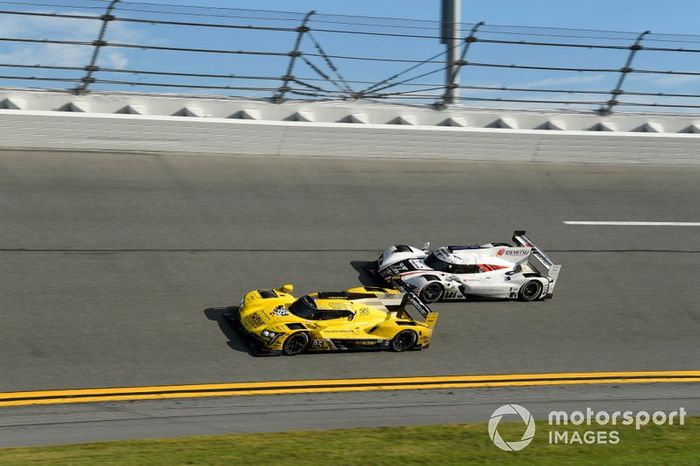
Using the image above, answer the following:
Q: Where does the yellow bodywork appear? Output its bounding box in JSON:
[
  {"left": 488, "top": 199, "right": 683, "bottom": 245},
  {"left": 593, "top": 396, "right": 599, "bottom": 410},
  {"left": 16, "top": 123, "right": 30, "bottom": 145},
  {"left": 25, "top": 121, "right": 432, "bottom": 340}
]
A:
[{"left": 235, "top": 284, "right": 438, "bottom": 355}]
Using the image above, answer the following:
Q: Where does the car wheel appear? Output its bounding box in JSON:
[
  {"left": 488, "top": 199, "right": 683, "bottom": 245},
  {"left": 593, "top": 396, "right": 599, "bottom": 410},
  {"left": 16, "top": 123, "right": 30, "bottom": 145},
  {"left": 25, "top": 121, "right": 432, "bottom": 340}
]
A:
[
  {"left": 420, "top": 283, "right": 443, "bottom": 303},
  {"left": 518, "top": 280, "right": 543, "bottom": 302},
  {"left": 283, "top": 332, "right": 310, "bottom": 356},
  {"left": 391, "top": 330, "right": 418, "bottom": 352}
]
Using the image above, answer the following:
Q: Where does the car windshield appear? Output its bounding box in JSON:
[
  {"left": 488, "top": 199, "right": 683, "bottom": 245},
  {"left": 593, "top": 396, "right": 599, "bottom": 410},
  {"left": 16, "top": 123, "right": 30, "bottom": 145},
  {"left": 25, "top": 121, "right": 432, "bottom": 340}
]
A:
[
  {"left": 288, "top": 296, "right": 318, "bottom": 319},
  {"left": 424, "top": 253, "right": 454, "bottom": 272}
]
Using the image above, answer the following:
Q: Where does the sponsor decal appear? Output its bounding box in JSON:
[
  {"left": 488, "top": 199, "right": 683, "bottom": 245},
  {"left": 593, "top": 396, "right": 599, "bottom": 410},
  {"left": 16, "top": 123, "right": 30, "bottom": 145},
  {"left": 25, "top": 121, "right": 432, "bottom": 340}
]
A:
[
  {"left": 323, "top": 302, "right": 346, "bottom": 310},
  {"left": 244, "top": 313, "right": 265, "bottom": 328},
  {"left": 498, "top": 248, "right": 529, "bottom": 256},
  {"left": 352, "top": 340, "right": 379, "bottom": 346},
  {"left": 532, "top": 250, "right": 554, "bottom": 267},
  {"left": 332, "top": 339, "right": 383, "bottom": 347},
  {"left": 270, "top": 306, "right": 288, "bottom": 317}
]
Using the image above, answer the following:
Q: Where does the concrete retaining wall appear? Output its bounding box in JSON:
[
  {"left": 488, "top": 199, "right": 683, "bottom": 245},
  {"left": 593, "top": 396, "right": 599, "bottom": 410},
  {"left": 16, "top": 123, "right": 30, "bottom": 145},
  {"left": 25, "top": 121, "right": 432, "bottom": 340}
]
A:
[{"left": 1, "top": 110, "right": 699, "bottom": 164}]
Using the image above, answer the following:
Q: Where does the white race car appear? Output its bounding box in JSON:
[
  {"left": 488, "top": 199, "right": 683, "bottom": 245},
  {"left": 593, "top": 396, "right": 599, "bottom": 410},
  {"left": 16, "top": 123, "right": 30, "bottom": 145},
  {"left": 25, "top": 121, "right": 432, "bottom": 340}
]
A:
[{"left": 370, "top": 231, "right": 561, "bottom": 303}]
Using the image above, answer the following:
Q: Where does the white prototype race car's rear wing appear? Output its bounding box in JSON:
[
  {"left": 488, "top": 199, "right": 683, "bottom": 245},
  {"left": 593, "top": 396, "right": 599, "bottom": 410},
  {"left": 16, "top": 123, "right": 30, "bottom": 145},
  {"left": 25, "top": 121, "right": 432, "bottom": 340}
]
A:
[
  {"left": 394, "top": 279, "right": 438, "bottom": 328},
  {"left": 512, "top": 230, "right": 562, "bottom": 286}
]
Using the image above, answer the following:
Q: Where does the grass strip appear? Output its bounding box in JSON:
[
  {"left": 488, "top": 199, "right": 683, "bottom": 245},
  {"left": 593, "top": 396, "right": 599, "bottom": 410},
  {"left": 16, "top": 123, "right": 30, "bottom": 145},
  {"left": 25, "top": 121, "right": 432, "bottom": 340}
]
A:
[{"left": 0, "top": 417, "right": 698, "bottom": 465}]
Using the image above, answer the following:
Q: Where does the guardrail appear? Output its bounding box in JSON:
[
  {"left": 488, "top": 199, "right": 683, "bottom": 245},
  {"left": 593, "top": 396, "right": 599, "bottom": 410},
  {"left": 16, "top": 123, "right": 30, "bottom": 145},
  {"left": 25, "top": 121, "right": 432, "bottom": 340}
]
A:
[{"left": 2, "top": 1, "right": 700, "bottom": 114}]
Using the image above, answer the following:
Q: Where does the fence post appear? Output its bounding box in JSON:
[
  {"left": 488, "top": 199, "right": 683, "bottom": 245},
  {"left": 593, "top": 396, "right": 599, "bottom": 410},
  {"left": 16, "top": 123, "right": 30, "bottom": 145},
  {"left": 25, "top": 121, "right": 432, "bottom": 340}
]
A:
[
  {"left": 440, "top": 0, "right": 461, "bottom": 105},
  {"left": 74, "top": 0, "right": 120, "bottom": 94},
  {"left": 272, "top": 10, "right": 315, "bottom": 103},
  {"left": 597, "top": 30, "right": 650, "bottom": 115},
  {"left": 437, "top": 21, "right": 484, "bottom": 109}
]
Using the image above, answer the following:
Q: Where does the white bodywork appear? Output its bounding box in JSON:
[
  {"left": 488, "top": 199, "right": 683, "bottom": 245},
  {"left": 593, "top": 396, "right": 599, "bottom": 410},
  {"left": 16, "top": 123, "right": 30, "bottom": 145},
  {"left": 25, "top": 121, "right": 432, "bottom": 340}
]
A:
[{"left": 375, "top": 231, "right": 561, "bottom": 302}]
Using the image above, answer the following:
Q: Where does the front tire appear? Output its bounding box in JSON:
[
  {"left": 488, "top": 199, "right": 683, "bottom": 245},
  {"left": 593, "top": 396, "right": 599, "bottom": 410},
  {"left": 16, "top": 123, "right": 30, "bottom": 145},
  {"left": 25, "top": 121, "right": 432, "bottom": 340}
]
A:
[
  {"left": 518, "top": 280, "right": 543, "bottom": 302},
  {"left": 391, "top": 330, "right": 418, "bottom": 352},
  {"left": 283, "top": 332, "right": 310, "bottom": 356},
  {"left": 419, "top": 282, "right": 444, "bottom": 303}
]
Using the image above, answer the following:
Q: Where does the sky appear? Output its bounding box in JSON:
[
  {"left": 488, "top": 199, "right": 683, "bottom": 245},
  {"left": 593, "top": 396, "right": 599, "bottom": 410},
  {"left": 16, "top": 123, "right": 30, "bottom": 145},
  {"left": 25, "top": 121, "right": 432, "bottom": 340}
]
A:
[
  {"left": 1, "top": 0, "right": 700, "bottom": 113},
  {"left": 136, "top": 0, "right": 700, "bottom": 36}
]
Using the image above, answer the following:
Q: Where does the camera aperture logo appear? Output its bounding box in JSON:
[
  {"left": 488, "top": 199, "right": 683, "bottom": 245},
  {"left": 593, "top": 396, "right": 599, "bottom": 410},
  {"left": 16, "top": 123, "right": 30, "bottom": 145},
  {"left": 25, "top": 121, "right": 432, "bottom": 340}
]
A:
[
  {"left": 488, "top": 404, "right": 536, "bottom": 451},
  {"left": 489, "top": 404, "right": 687, "bottom": 451}
]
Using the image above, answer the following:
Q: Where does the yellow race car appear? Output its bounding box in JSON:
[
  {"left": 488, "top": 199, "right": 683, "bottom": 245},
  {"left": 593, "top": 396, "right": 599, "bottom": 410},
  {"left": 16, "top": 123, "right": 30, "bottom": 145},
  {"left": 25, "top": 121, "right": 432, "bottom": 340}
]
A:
[{"left": 224, "top": 284, "right": 438, "bottom": 356}]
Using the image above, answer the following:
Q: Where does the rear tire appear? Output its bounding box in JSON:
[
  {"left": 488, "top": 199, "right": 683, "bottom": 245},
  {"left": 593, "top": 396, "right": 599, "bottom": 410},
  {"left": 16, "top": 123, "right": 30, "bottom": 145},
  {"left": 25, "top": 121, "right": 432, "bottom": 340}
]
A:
[
  {"left": 419, "top": 283, "right": 443, "bottom": 303},
  {"left": 283, "top": 332, "right": 310, "bottom": 356},
  {"left": 391, "top": 330, "right": 418, "bottom": 352},
  {"left": 518, "top": 280, "right": 543, "bottom": 302}
]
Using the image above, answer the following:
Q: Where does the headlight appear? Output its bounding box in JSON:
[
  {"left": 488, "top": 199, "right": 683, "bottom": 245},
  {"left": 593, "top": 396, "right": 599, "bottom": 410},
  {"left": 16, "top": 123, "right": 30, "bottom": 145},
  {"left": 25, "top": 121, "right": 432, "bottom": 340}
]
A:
[{"left": 260, "top": 329, "right": 283, "bottom": 343}]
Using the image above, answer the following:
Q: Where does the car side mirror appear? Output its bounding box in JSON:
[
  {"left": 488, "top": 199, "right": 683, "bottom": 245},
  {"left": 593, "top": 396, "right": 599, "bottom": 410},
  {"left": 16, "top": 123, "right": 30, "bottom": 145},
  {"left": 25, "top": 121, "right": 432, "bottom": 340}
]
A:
[{"left": 279, "top": 283, "right": 294, "bottom": 293}]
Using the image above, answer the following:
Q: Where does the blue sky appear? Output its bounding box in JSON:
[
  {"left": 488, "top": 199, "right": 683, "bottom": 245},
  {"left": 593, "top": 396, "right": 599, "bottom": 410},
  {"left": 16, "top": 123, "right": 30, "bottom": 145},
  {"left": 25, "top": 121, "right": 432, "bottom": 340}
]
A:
[
  {"left": 138, "top": 0, "right": 700, "bottom": 35},
  {"left": 2, "top": 0, "right": 700, "bottom": 112}
]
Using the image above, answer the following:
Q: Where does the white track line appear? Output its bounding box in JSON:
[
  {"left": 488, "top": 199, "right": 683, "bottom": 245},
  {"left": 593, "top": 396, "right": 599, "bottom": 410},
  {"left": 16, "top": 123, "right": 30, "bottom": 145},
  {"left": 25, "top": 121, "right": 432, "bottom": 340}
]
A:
[{"left": 564, "top": 221, "right": 700, "bottom": 226}]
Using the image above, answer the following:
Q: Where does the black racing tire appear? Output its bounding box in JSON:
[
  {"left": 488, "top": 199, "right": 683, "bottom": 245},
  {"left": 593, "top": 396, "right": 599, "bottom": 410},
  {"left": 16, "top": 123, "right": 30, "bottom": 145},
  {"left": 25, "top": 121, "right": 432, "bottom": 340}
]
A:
[
  {"left": 518, "top": 280, "right": 543, "bottom": 302},
  {"left": 391, "top": 330, "right": 418, "bottom": 352},
  {"left": 419, "top": 282, "right": 444, "bottom": 303},
  {"left": 282, "top": 332, "right": 310, "bottom": 356}
]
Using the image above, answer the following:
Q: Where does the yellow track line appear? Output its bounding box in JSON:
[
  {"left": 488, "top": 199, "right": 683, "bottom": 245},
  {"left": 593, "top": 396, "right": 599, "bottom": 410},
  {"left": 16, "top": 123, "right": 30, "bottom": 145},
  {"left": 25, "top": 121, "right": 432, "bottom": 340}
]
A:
[{"left": 1, "top": 371, "right": 698, "bottom": 407}]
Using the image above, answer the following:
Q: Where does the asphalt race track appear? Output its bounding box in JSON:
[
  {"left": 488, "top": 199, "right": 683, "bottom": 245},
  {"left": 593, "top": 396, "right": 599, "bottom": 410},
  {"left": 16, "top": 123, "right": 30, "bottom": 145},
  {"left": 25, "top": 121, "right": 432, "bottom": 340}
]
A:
[
  {"left": 1, "top": 149, "right": 699, "bottom": 446},
  {"left": 1, "top": 150, "right": 699, "bottom": 393}
]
